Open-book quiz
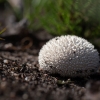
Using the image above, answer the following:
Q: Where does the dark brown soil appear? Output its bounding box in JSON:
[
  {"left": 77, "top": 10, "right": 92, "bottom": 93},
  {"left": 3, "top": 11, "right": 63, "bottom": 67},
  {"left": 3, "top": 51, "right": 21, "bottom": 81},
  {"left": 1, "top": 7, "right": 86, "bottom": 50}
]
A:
[{"left": 0, "top": 34, "right": 100, "bottom": 100}]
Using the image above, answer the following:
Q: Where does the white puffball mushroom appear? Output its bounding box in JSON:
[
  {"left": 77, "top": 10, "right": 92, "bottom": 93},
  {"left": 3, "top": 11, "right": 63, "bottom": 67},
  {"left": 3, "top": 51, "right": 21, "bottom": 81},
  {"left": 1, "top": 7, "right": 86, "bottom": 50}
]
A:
[{"left": 38, "top": 35, "right": 100, "bottom": 77}]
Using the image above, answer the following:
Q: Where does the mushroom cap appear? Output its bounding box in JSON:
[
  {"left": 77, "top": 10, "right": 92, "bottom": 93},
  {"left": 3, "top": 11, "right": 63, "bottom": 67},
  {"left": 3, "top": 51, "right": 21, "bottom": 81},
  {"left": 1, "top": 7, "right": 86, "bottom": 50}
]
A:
[{"left": 38, "top": 35, "right": 100, "bottom": 77}]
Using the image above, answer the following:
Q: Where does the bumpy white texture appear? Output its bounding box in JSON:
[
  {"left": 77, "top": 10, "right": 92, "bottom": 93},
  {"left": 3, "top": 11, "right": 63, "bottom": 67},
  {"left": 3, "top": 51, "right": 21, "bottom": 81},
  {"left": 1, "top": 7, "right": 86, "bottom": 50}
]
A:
[{"left": 38, "top": 35, "right": 100, "bottom": 77}]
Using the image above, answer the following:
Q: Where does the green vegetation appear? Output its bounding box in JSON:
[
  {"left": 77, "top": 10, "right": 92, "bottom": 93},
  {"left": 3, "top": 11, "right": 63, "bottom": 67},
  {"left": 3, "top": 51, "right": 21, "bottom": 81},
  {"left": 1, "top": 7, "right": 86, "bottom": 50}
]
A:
[
  {"left": 23, "top": 0, "right": 100, "bottom": 38},
  {"left": 23, "top": 0, "right": 82, "bottom": 35},
  {"left": 0, "top": 26, "right": 6, "bottom": 40},
  {"left": 1, "top": 0, "right": 100, "bottom": 39},
  {"left": 0, "top": 28, "right": 6, "bottom": 35},
  {"left": 0, "top": 21, "right": 6, "bottom": 39}
]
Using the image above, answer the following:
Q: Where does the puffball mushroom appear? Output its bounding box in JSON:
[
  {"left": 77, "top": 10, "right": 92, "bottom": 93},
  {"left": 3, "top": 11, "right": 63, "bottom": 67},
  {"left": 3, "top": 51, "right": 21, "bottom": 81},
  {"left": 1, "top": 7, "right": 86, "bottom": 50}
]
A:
[{"left": 38, "top": 35, "right": 100, "bottom": 77}]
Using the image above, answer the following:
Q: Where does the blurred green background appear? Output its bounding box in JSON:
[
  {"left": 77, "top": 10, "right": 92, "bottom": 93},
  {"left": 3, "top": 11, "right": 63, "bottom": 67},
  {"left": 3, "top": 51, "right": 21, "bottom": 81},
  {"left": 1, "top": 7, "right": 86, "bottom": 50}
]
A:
[{"left": 1, "top": 0, "right": 100, "bottom": 49}]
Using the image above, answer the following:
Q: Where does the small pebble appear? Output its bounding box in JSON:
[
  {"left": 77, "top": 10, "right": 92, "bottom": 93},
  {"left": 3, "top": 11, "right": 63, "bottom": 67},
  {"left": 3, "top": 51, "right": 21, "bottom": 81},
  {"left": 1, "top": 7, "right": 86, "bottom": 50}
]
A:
[
  {"left": 25, "top": 77, "right": 30, "bottom": 82},
  {"left": 3, "top": 59, "right": 9, "bottom": 64},
  {"left": 22, "top": 93, "right": 28, "bottom": 100},
  {"left": 4, "top": 43, "right": 13, "bottom": 49}
]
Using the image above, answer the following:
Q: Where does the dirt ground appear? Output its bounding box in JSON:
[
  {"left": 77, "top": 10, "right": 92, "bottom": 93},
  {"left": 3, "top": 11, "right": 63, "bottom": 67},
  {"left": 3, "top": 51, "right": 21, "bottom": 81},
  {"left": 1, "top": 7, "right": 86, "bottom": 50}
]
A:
[{"left": 0, "top": 34, "right": 100, "bottom": 100}]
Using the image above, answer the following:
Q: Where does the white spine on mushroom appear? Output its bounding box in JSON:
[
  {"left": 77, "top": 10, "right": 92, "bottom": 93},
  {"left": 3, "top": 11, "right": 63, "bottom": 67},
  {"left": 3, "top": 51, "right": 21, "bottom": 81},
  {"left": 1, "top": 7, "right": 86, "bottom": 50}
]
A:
[{"left": 38, "top": 35, "right": 100, "bottom": 77}]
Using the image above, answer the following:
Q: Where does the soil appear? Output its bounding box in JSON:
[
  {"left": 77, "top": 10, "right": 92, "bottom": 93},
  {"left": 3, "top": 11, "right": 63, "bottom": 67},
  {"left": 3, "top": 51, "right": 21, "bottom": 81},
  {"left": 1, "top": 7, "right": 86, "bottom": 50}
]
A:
[{"left": 0, "top": 34, "right": 100, "bottom": 100}]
